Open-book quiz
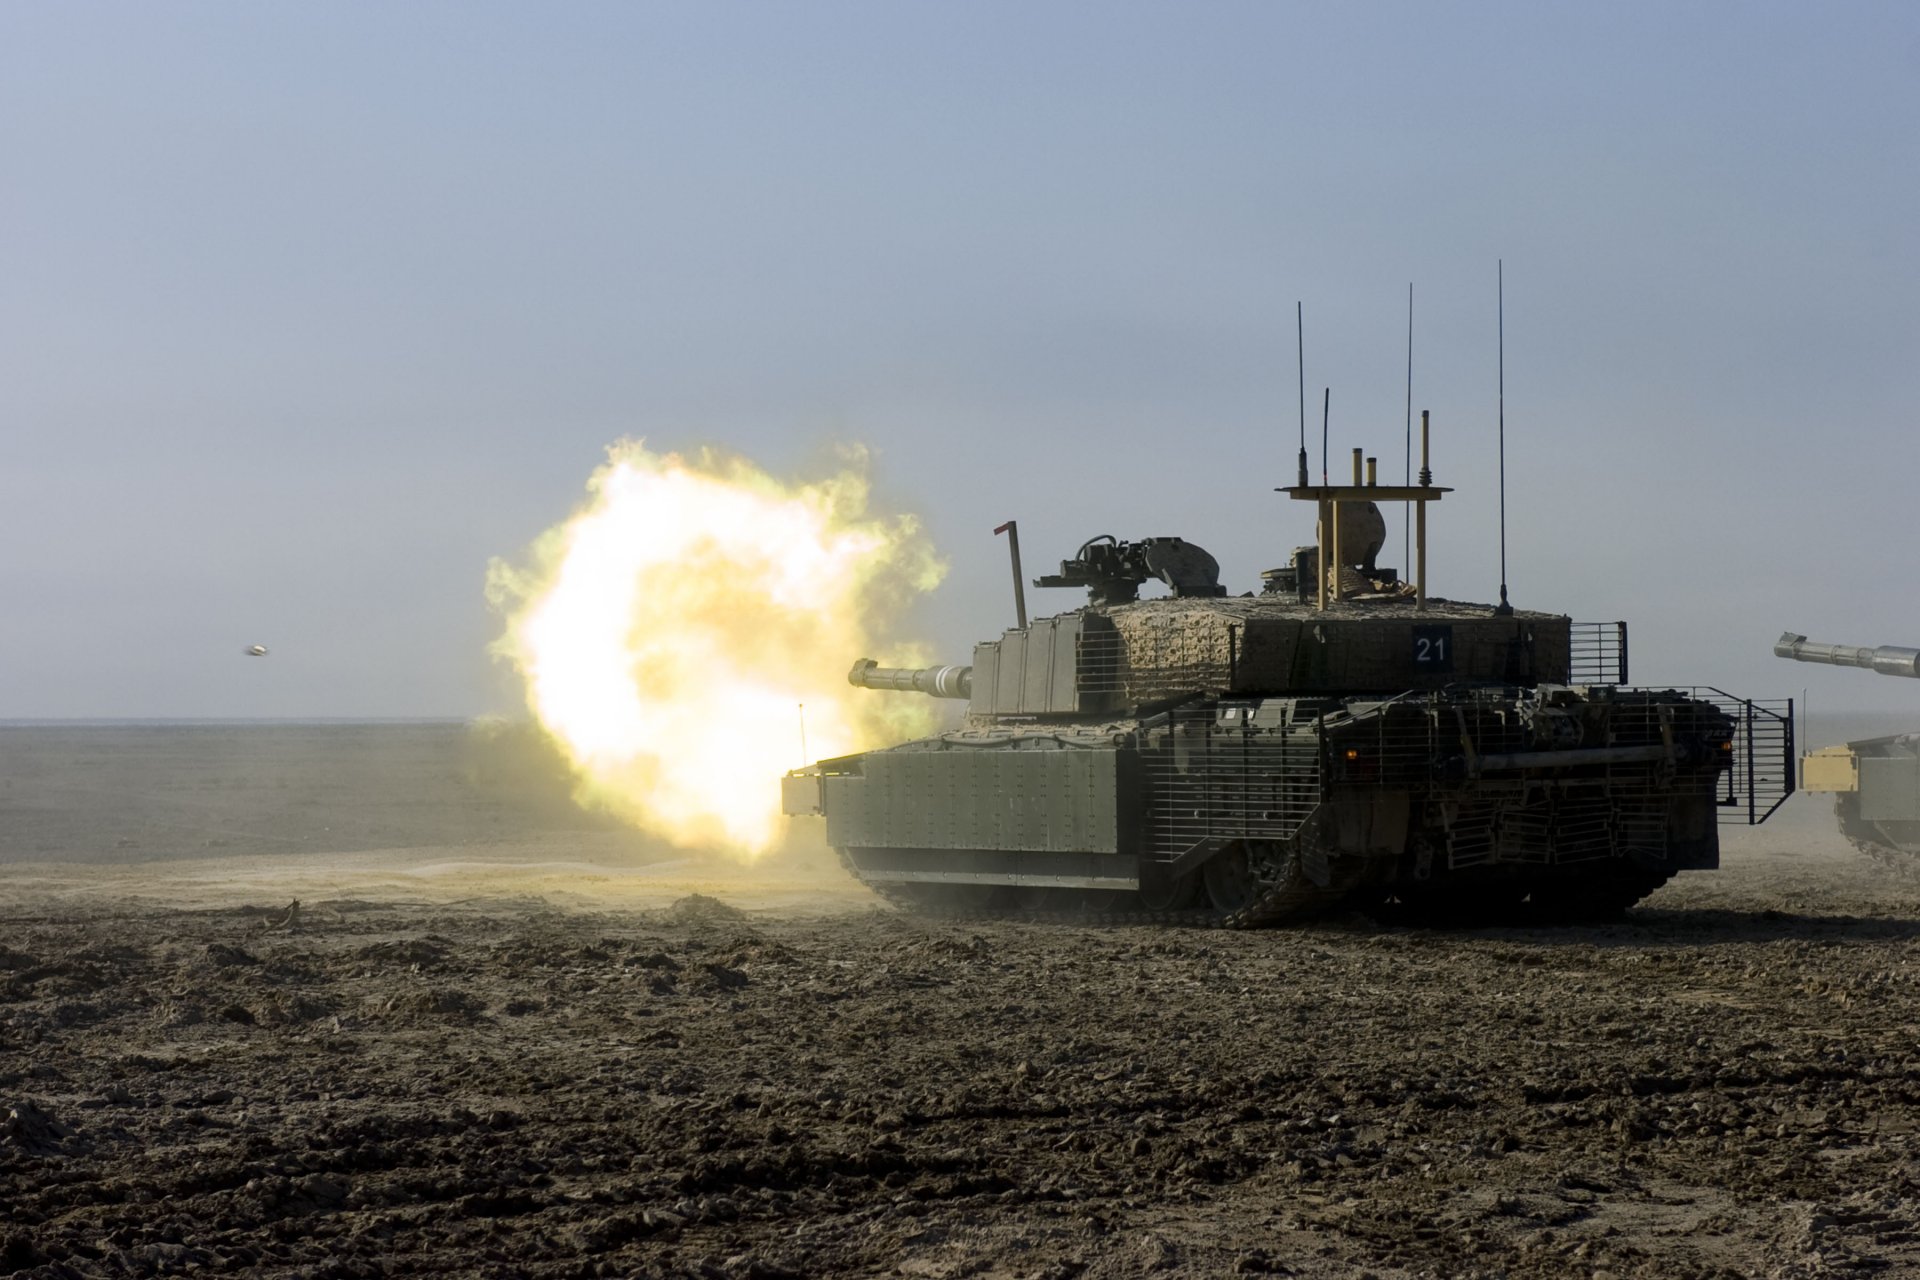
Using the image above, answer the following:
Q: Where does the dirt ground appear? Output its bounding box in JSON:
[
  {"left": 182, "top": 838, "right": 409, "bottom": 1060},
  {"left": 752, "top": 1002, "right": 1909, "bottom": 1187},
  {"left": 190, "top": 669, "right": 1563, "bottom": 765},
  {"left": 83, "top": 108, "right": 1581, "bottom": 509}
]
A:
[{"left": 4, "top": 724, "right": 1920, "bottom": 1279}]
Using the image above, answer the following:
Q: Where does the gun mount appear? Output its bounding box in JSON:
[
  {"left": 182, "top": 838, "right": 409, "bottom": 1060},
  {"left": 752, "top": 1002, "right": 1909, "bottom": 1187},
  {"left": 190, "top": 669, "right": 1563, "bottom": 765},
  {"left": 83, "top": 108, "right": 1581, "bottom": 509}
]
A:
[
  {"left": 1775, "top": 633, "right": 1920, "bottom": 679},
  {"left": 1035, "top": 536, "right": 1227, "bottom": 606}
]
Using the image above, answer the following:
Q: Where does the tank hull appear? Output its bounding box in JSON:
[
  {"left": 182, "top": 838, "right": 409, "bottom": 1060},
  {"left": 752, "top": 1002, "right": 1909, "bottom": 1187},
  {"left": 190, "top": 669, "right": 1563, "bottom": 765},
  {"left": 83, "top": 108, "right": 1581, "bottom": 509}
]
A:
[
  {"left": 1819, "top": 734, "right": 1920, "bottom": 865},
  {"left": 788, "top": 685, "right": 1742, "bottom": 925}
]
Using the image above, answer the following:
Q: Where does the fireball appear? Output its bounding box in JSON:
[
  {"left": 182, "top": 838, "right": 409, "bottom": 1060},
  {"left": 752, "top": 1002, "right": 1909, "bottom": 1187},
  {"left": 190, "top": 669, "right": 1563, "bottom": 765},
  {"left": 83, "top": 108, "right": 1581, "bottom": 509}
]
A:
[{"left": 487, "top": 441, "right": 944, "bottom": 858}]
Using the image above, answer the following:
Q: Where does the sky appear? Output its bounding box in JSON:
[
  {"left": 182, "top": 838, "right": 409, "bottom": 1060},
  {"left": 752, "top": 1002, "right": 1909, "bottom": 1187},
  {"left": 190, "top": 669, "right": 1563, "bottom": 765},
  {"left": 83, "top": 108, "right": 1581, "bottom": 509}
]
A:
[{"left": 3, "top": 1, "right": 1916, "bottom": 718}]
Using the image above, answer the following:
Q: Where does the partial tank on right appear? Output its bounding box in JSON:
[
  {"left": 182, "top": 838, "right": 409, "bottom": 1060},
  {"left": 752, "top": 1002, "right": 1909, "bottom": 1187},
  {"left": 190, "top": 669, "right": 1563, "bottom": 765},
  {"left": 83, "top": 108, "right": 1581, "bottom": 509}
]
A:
[{"left": 1776, "top": 632, "right": 1920, "bottom": 863}]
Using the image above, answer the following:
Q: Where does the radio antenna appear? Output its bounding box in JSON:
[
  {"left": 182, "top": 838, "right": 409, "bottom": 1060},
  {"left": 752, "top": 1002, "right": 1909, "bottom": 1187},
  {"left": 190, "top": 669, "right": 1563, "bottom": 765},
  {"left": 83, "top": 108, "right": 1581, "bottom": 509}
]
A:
[
  {"left": 1494, "top": 260, "right": 1513, "bottom": 616},
  {"left": 1320, "top": 387, "right": 1330, "bottom": 485},
  {"left": 1403, "top": 282, "right": 1413, "bottom": 574},
  {"left": 1295, "top": 302, "right": 1308, "bottom": 488}
]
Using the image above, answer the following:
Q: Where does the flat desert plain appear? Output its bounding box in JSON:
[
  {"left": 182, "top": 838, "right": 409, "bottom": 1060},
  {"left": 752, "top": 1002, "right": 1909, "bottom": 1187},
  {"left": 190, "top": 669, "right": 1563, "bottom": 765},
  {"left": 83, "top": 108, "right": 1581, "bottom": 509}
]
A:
[{"left": 3, "top": 722, "right": 1919, "bottom": 1279}]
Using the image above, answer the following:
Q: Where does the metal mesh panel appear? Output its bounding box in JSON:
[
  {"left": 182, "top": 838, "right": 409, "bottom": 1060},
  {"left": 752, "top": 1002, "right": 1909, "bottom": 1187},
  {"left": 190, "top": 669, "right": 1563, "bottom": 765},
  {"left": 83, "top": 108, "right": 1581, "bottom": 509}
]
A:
[
  {"left": 1445, "top": 804, "right": 1498, "bottom": 869},
  {"left": 1322, "top": 685, "right": 1787, "bottom": 865},
  {"left": 1553, "top": 797, "right": 1617, "bottom": 863},
  {"left": 1495, "top": 802, "right": 1555, "bottom": 865},
  {"left": 1569, "top": 621, "right": 1629, "bottom": 685},
  {"left": 1614, "top": 797, "right": 1670, "bottom": 856},
  {"left": 1141, "top": 706, "right": 1322, "bottom": 863},
  {"left": 1327, "top": 688, "right": 1744, "bottom": 776},
  {"left": 1690, "top": 690, "right": 1796, "bottom": 824}
]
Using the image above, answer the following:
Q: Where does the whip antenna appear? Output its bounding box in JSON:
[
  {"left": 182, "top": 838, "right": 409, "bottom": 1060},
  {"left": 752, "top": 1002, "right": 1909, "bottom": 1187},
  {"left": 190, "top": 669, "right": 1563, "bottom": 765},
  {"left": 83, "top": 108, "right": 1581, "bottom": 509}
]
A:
[
  {"left": 797, "top": 703, "right": 808, "bottom": 765},
  {"left": 1320, "top": 388, "right": 1330, "bottom": 485},
  {"left": 1404, "top": 282, "right": 1413, "bottom": 574},
  {"left": 1494, "top": 260, "right": 1513, "bottom": 615},
  {"left": 1295, "top": 302, "right": 1308, "bottom": 488}
]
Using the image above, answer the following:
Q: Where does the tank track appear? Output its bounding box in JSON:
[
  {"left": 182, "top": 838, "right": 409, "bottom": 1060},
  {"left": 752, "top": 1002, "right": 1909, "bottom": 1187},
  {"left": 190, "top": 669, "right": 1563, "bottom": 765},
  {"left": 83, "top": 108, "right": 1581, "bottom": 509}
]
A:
[
  {"left": 837, "top": 847, "right": 1676, "bottom": 928},
  {"left": 1365, "top": 862, "right": 1677, "bottom": 926},
  {"left": 1833, "top": 795, "right": 1920, "bottom": 876},
  {"left": 833, "top": 844, "right": 1355, "bottom": 930},
  {"left": 1849, "top": 839, "right": 1920, "bottom": 875}
]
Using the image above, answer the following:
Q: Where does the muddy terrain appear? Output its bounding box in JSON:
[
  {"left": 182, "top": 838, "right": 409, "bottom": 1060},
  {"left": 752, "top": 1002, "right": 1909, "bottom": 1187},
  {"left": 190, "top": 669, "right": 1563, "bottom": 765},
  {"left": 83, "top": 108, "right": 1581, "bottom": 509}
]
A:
[{"left": 3, "top": 725, "right": 1920, "bottom": 1278}]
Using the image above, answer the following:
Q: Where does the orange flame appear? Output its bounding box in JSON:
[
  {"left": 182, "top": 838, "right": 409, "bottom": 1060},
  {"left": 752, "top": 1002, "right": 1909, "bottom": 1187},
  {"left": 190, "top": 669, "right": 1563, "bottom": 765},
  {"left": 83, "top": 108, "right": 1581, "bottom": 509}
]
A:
[{"left": 487, "top": 441, "right": 943, "bottom": 857}]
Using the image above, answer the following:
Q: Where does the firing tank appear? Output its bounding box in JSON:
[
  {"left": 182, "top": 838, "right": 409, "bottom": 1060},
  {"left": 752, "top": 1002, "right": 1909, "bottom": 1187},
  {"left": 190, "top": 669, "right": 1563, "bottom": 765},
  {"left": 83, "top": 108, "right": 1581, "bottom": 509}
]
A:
[
  {"left": 784, "top": 434, "right": 1794, "bottom": 927},
  {"left": 1776, "top": 632, "right": 1920, "bottom": 863}
]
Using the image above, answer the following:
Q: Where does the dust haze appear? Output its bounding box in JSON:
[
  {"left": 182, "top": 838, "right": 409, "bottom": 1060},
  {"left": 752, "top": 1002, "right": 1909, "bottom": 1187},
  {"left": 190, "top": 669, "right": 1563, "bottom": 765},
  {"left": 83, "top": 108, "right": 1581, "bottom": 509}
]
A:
[{"left": 0, "top": 722, "right": 870, "bottom": 916}]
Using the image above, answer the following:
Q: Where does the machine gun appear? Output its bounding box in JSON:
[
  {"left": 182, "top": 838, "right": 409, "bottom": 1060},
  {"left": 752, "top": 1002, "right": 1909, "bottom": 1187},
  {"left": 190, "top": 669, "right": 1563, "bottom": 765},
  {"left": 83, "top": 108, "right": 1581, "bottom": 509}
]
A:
[{"left": 1034, "top": 535, "right": 1227, "bottom": 606}]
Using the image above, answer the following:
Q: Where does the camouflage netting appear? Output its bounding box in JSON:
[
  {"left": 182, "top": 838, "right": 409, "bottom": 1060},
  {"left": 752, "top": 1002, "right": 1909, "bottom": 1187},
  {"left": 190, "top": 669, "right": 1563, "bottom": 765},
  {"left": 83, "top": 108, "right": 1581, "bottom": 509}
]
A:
[
  {"left": 1103, "top": 607, "right": 1232, "bottom": 697},
  {"left": 1102, "top": 597, "right": 1572, "bottom": 702}
]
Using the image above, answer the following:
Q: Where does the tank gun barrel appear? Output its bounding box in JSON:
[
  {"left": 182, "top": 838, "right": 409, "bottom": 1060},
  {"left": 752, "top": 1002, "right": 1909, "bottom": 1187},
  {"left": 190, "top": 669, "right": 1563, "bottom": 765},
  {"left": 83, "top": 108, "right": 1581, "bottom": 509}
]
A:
[
  {"left": 1775, "top": 632, "right": 1920, "bottom": 679},
  {"left": 847, "top": 658, "right": 972, "bottom": 699}
]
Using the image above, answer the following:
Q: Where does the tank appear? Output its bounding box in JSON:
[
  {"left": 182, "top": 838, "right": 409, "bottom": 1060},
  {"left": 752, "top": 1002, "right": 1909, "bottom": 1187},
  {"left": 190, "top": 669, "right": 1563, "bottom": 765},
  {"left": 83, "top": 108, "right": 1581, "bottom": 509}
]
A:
[
  {"left": 784, "top": 450, "right": 1795, "bottom": 927},
  {"left": 1776, "top": 632, "right": 1920, "bottom": 864}
]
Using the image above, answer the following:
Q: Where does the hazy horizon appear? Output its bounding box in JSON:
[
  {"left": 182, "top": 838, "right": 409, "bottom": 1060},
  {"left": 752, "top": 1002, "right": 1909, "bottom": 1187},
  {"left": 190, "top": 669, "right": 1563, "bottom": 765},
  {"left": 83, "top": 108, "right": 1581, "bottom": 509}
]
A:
[{"left": 5, "top": 2, "right": 1916, "bottom": 719}]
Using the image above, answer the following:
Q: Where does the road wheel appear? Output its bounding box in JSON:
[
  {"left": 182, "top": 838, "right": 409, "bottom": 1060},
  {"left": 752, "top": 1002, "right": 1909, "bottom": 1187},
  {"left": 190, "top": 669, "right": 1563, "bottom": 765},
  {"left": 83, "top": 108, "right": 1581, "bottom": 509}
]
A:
[
  {"left": 1203, "top": 844, "right": 1263, "bottom": 913},
  {"left": 1138, "top": 870, "right": 1199, "bottom": 912},
  {"left": 1077, "top": 889, "right": 1134, "bottom": 915}
]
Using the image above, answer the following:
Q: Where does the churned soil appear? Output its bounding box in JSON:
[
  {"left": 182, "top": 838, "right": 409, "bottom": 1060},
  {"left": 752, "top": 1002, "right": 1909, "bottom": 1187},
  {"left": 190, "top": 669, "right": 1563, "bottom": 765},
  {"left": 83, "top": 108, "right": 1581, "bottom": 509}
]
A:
[
  {"left": 4, "top": 722, "right": 1919, "bottom": 1278},
  {"left": 5, "top": 845, "right": 1920, "bottom": 1280}
]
